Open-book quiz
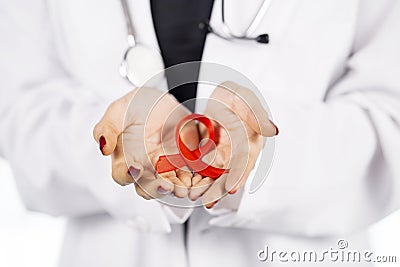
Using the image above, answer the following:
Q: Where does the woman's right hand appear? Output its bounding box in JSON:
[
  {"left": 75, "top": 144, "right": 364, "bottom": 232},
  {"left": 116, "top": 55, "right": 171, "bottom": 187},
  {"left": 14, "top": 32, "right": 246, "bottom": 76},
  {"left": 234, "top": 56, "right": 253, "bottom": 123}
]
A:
[{"left": 93, "top": 88, "right": 201, "bottom": 200}]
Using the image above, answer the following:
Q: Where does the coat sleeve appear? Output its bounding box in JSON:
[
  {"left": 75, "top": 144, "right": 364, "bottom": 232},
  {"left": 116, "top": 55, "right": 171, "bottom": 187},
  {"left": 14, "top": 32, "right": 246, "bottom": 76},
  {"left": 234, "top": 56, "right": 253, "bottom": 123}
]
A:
[
  {"left": 0, "top": 0, "right": 173, "bottom": 232},
  {"left": 208, "top": 0, "right": 400, "bottom": 237}
]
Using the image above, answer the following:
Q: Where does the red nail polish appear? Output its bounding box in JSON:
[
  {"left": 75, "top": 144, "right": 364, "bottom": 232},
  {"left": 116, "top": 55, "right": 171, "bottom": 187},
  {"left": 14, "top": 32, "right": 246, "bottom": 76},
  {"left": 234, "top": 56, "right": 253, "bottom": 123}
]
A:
[
  {"left": 128, "top": 166, "right": 140, "bottom": 178},
  {"left": 270, "top": 121, "right": 279, "bottom": 135},
  {"left": 229, "top": 188, "right": 238, "bottom": 194},
  {"left": 206, "top": 201, "right": 218, "bottom": 209},
  {"left": 99, "top": 136, "right": 106, "bottom": 154},
  {"left": 274, "top": 125, "right": 279, "bottom": 135}
]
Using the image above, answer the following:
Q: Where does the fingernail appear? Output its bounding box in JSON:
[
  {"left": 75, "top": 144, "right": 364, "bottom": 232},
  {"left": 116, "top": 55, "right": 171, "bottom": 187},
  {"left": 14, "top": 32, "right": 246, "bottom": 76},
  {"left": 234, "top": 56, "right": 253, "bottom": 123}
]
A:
[
  {"left": 157, "top": 186, "right": 171, "bottom": 195},
  {"left": 128, "top": 166, "right": 140, "bottom": 178},
  {"left": 206, "top": 201, "right": 218, "bottom": 209},
  {"left": 229, "top": 188, "right": 238, "bottom": 194},
  {"left": 99, "top": 136, "right": 106, "bottom": 154},
  {"left": 192, "top": 195, "right": 200, "bottom": 201},
  {"left": 270, "top": 120, "right": 279, "bottom": 135}
]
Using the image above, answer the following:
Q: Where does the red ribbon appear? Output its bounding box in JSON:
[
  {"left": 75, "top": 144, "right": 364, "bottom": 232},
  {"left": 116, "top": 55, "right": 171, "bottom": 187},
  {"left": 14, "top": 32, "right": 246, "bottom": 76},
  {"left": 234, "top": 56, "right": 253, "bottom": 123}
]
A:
[{"left": 155, "top": 114, "right": 229, "bottom": 178}]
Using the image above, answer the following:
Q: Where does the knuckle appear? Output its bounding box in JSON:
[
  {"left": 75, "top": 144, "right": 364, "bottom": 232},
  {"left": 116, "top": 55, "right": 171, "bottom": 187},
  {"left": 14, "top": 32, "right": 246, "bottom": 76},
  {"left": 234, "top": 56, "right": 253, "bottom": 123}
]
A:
[
  {"left": 108, "top": 100, "right": 121, "bottom": 111},
  {"left": 134, "top": 184, "right": 144, "bottom": 195},
  {"left": 112, "top": 168, "right": 132, "bottom": 186},
  {"left": 93, "top": 123, "right": 104, "bottom": 139}
]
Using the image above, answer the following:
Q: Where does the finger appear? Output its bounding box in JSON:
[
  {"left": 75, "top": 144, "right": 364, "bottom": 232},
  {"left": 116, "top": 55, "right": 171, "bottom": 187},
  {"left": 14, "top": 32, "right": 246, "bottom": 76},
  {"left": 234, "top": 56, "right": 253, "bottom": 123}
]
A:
[
  {"left": 224, "top": 148, "right": 259, "bottom": 193},
  {"left": 111, "top": 161, "right": 133, "bottom": 186},
  {"left": 112, "top": 161, "right": 144, "bottom": 186},
  {"left": 225, "top": 164, "right": 251, "bottom": 194},
  {"left": 134, "top": 183, "right": 152, "bottom": 200},
  {"left": 135, "top": 170, "right": 174, "bottom": 199},
  {"left": 213, "top": 81, "right": 278, "bottom": 137},
  {"left": 225, "top": 132, "right": 263, "bottom": 193},
  {"left": 176, "top": 169, "right": 192, "bottom": 188},
  {"left": 93, "top": 121, "right": 120, "bottom": 156},
  {"left": 202, "top": 174, "right": 228, "bottom": 208},
  {"left": 93, "top": 91, "right": 136, "bottom": 155},
  {"left": 110, "top": 136, "right": 144, "bottom": 186},
  {"left": 164, "top": 175, "right": 189, "bottom": 198},
  {"left": 158, "top": 170, "right": 189, "bottom": 198},
  {"left": 179, "top": 121, "right": 200, "bottom": 150},
  {"left": 191, "top": 173, "right": 203, "bottom": 185},
  {"left": 189, "top": 177, "right": 214, "bottom": 201}
]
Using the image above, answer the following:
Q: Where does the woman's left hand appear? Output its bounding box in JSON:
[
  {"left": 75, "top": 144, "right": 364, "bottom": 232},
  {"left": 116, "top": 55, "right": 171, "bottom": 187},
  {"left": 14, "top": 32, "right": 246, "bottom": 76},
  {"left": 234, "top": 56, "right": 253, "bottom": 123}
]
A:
[{"left": 189, "top": 82, "right": 279, "bottom": 208}]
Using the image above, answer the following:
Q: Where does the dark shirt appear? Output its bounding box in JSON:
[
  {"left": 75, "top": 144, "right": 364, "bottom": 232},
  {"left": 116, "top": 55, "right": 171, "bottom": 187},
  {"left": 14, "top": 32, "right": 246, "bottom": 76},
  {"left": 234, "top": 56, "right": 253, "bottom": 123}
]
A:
[{"left": 151, "top": 0, "right": 214, "bottom": 111}]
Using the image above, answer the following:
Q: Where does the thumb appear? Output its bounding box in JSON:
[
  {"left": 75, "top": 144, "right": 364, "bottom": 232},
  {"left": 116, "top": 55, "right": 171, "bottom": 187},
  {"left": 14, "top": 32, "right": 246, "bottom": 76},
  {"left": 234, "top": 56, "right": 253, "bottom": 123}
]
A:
[
  {"left": 110, "top": 134, "right": 144, "bottom": 185},
  {"left": 212, "top": 81, "right": 278, "bottom": 137},
  {"left": 179, "top": 120, "right": 200, "bottom": 150},
  {"left": 93, "top": 90, "right": 137, "bottom": 155}
]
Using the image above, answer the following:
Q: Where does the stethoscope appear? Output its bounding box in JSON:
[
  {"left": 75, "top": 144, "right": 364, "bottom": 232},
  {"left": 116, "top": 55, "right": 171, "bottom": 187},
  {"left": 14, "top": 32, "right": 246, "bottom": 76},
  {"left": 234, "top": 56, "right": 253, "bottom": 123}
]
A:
[
  {"left": 119, "top": 0, "right": 165, "bottom": 87},
  {"left": 200, "top": 0, "right": 272, "bottom": 44},
  {"left": 119, "top": 0, "right": 272, "bottom": 87}
]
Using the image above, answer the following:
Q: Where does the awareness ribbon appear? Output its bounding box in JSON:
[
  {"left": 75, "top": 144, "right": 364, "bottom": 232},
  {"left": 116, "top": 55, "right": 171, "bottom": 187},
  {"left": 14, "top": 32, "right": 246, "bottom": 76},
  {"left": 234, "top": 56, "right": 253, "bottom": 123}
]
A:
[{"left": 155, "top": 113, "right": 229, "bottom": 178}]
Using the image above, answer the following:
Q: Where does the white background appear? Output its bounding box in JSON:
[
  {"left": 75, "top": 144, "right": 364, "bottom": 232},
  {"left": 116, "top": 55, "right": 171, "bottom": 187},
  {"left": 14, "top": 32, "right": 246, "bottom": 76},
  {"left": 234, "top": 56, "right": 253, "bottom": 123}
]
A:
[{"left": 0, "top": 158, "right": 399, "bottom": 267}]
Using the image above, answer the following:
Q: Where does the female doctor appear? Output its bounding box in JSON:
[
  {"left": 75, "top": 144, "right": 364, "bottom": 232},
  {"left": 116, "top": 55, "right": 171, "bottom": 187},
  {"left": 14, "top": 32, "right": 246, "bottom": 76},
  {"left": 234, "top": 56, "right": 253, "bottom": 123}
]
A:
[{"left": 1, "top": 0, "right": 400, "bottom": 267}]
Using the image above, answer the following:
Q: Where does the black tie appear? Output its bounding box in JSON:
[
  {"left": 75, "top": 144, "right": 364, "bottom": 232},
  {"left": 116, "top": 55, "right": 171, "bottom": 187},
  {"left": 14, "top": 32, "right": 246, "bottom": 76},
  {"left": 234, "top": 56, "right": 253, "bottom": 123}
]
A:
[{"left": 151, "top": 0, "right": 214, "bottom": 112}]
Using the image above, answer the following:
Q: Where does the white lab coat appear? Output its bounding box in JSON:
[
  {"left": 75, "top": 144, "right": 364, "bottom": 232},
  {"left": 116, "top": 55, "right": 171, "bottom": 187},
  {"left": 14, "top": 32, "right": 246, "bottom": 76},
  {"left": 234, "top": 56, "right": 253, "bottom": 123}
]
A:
[{"left": 1, "top": 0, "right": 400, "bottom": 266}]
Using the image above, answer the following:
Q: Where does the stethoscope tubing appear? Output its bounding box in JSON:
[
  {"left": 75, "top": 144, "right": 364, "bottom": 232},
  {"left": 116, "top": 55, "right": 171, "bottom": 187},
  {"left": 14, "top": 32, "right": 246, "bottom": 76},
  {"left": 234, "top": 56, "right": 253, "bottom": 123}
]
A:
[
  {"left": 118, "top": 0, "right": 271, "bottom": 86},
  {"left": 220, "top": 0, "right": 272, "bottom": 40},
  {"left": 120, "top": 0, "right": 136, "bottom": 46}
]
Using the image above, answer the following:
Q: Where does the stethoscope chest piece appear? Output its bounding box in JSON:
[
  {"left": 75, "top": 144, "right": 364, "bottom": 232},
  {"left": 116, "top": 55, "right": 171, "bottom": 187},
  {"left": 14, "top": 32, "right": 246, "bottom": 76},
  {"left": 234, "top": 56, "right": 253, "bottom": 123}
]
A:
[
  {"left": 119, "top": 0, "right": 165, "bottom": 87},
  {"left": 120, "top": 44, "right": 165, "bottom": 87}
]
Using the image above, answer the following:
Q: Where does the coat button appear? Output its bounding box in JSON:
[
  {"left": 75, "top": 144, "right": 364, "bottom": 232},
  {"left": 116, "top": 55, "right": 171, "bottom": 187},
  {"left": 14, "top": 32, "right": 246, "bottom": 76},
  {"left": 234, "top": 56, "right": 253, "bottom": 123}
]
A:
[{"left": 126, "top": 216, "right": 150, "bottom": 232}]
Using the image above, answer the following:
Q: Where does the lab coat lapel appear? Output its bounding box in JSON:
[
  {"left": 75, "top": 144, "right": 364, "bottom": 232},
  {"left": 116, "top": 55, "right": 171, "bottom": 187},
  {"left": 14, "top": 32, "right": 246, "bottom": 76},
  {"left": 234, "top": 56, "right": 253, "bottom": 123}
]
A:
[
  {"left": 128, "top": 0, "right": 160, "bottom": 52},
  {"left": 49, "top": 0, "right": 165, "bottom": 100},
  {"left": 198, "top": 0, "right": 357, "bottom": 105}
]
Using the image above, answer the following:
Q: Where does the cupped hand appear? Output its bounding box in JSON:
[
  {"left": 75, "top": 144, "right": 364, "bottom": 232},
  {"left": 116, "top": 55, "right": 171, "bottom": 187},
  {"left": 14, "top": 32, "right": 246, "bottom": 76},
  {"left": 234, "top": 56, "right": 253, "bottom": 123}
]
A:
[
  {"left": 189, "top": 82, "right": 279, "bottom": 208},
  {"left": 93, "top": 88, "right": 200, "bottom": 199}
]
